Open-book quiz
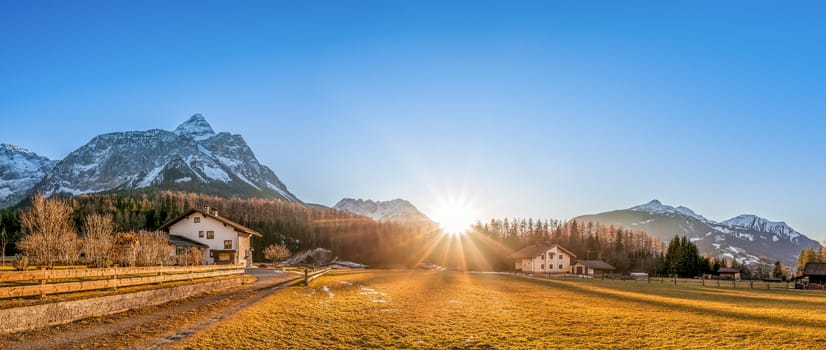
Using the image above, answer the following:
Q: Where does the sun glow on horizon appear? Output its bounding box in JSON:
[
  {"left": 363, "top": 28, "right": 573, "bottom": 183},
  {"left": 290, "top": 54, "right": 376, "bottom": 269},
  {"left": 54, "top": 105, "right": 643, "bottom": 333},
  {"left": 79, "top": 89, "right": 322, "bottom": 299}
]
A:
[{"left": 431, "top": 197, "right": 478, "bottom": 235}]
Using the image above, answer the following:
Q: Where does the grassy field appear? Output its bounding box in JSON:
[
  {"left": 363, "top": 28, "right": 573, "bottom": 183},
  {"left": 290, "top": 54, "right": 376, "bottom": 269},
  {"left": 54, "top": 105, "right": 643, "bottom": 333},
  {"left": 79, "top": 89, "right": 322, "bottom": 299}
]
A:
[{"left": 173, "top": 270, "right": 826, "bottom": 349}]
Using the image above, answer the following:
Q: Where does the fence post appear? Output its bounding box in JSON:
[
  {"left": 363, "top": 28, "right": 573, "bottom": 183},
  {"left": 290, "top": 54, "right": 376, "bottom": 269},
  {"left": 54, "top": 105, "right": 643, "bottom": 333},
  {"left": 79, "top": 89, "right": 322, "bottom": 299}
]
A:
[
  {"left": 40, "top": 267, "right": 47, "bottom": 299},
  {"left": 113, "top": 266, "right": 118, "bottom": 291},
  {"left": 733, "top": 280, "right": 736, "bottom": 289},
  {"left": 304, "top": 268, "right": 309, "bottom": 285},
  {"left": 750, "top": 280, "right": 753, "bottom": 289},
  {"left": 702, "top": 278, "right": 705, "bottom": 286},
  {"left": 674, "top": 275, "right": 677, "bottom": 286}
]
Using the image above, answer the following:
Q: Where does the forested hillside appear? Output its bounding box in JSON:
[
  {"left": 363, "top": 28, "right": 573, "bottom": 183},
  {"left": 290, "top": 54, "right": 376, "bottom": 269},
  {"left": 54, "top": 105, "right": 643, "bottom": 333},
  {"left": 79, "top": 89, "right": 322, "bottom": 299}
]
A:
[{"left": 0, "top": 191, "right": 437, "bottom": 265}]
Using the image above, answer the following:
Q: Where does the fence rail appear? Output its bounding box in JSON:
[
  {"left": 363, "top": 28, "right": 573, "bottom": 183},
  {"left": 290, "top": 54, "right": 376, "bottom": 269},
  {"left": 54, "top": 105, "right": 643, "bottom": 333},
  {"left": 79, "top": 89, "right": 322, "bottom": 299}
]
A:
[
  {"left": 0, "top": 265, "right": 245, "bottom": 299},
  {"left": 305, "top": 268, "right": 331, "bottom": 285}
]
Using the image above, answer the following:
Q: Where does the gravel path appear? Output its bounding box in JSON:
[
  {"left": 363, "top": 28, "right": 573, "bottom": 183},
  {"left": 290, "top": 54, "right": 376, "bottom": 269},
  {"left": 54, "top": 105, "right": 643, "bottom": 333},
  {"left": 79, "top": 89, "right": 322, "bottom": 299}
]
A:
[{"left": 0, "top": 268, "right": 302, "bottom": 350}]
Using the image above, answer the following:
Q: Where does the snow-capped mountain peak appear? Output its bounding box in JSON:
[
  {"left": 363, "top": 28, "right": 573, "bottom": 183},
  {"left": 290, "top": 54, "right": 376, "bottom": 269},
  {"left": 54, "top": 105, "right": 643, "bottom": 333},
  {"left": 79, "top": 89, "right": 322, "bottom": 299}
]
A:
[
  {"left": 29, "top": 114, "right": 300, "bottom": 203},
  {"left": 631, "top": 200, "right": 708, "bottom": 222},
  {"left": 631, "top": 199, "right": 668, "bottom": 212},
  {"left": 0, "top": 144, "right": 56, "bottom": 208},
  {"left": 334, "top": 198, "right": 433, "bottom": 224},
  {"left": 174, "top": 114, "right": 216, "bottom": 141},
  {"left": 722, "top": 214, "right": 801, "bottom": 239}
]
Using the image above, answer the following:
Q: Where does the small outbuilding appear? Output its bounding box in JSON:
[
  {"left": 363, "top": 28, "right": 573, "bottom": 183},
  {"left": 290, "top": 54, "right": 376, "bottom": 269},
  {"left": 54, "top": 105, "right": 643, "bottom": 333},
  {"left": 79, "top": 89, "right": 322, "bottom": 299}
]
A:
[
  {"left": 570, "top": 260, "right": 615, "bottom": 277},
  {"left": 802, "top": 262, "right": 826, "bottom": 286},
  {"left": 717, "top": 267, "right": 741, "bottom": 280}
]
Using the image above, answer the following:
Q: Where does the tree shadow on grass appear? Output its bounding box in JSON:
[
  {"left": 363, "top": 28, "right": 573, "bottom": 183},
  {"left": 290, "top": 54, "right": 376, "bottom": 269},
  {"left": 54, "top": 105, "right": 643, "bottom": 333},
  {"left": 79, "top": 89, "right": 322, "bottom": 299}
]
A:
[{"left": 510, "top": 275, "right": 826, "bottom": 330}]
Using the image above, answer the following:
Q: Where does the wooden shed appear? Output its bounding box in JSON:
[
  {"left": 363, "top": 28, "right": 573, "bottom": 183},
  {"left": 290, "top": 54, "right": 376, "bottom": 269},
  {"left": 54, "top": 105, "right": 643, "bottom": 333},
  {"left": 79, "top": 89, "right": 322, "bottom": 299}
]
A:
[
  {"left": 717, "top": 267, "right": 741, "bottom": 280},
  {"left": 802, "top": 262, "right": 826, "bottom": 285}
]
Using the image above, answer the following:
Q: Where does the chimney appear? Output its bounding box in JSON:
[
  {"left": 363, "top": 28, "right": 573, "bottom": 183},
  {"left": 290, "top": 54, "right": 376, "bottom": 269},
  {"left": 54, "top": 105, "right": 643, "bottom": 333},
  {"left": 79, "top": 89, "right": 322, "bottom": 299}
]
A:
[
  {"left": 212, "top": 208, "right": 219, "bottom": 217},
  {"left": 204, "top": 205, "right": 211, "bottom": 214}
]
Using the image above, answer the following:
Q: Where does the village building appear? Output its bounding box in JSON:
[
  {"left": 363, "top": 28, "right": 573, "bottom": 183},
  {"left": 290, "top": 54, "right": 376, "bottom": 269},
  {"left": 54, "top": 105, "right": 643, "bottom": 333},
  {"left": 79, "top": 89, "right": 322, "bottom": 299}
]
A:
[
  {"left": 509, "top": 244, "right": 577, "bottom": 274},
  {"left": 717, "top": 267, "right": 741, "bottom": 280},
  {"left": 570, "top": 260, "right": 616, "bottom": 277},
  {"left": 802, "top": 262, "right": 826, "bottom": 286},
  {"left": 158, "top": 206, "right": 262, "bottom": 266}
]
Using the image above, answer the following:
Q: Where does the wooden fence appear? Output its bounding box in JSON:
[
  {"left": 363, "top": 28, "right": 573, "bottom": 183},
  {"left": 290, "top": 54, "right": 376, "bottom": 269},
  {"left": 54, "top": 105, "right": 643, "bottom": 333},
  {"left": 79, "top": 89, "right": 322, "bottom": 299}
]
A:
[
  {"left": 594, "top": 274, "right": 805, "bottom": 290},
  {"left": 304, "top": 268, "right": 331, "bottom": 285},
  {"left": 0, "top": 265, "right": 245, "bottom": 299}
]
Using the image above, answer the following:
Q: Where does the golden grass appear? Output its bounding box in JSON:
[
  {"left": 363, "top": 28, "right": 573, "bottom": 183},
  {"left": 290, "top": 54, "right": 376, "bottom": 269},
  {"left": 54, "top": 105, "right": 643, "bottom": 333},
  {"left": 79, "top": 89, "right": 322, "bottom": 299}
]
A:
[{"left": 173, "top": 271, "right": 826, "bottom": 349}]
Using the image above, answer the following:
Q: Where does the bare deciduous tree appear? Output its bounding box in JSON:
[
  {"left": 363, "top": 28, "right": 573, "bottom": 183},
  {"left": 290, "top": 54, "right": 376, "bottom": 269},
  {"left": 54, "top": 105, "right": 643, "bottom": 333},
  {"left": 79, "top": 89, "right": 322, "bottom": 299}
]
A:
[
  {"left": 81, "top": 214, "right": 115, "bottom": 268},
  {"left": 112, "top": 232, "right": 139, "bottom": 267},
  {"left": 135, "top": 230, "right": 173, "bottom": 266},
  {"left": 1, "top": 227, "right": 8, "bottom": 267},
  {"left": 16, "top": 194, "right": 79, "bottom": 268},
  {"left": 187, "top": 247, "right": 204, "bottom": 266},
  {"left": 264, "top": 244, "right": 292, "bottom": 264}
]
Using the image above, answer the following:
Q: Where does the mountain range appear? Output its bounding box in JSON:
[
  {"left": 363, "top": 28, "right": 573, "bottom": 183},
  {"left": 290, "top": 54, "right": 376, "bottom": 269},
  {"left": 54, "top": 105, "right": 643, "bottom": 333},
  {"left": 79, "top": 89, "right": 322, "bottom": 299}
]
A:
[
  {"left": 1, "top": 116, "right": 819, "bottom": 268},
  {"left": 574, "top": 200, "right": 820, "bottom": 268},
  {"left": 334, "top": 198, "right": 435, "bottom": 226},
  {"left": 0, "top": 114, "right": 299, "bottom": 206}
]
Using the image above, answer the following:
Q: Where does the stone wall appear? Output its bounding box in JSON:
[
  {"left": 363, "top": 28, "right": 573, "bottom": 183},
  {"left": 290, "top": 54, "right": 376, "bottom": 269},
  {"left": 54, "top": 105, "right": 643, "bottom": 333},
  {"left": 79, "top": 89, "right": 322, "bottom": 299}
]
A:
[{"left": 0, "top": 276, "right": 245, "bottom": 334}]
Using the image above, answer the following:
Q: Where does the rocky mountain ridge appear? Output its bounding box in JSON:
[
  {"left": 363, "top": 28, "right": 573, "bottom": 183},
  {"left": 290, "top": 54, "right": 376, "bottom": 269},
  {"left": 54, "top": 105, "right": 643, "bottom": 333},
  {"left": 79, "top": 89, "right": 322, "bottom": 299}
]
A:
[{"left": 0, "top": 114, "right": 300, "bottom": 207}]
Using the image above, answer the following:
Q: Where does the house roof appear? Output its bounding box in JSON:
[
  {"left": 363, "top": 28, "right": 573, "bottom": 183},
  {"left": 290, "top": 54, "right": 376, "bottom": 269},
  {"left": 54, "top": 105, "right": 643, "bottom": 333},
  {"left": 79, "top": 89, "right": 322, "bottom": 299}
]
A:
[
  {"left": 718, "top": 268, "right": 741, "bottom": 274},
  {"left": 574, "top": 260, "right": 615, "bottom": 270},
  {"left": 168, "top": 235, "right": 209, "bottom": 248},
  {"left": 803, "top": 262, "right": 826, "bottom": 276},
  {"left": 509, "top": 244, "right": 577, "bottom": 259},
  {"left": 157, "top": 208, "right": 262, "bottom": 237}
]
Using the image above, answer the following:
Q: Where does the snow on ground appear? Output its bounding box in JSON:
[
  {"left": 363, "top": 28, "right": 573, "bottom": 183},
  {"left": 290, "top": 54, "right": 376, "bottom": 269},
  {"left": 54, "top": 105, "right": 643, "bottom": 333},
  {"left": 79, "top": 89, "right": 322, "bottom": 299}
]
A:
[
  {"left": 322, "top": 285, "right": 334, "bottom": 299},
  {"left": 175, "top": 177, "right": 192, "bottom": 183},
  {"left": 359, "top": 285, "right": 388, "bottom": 303}
]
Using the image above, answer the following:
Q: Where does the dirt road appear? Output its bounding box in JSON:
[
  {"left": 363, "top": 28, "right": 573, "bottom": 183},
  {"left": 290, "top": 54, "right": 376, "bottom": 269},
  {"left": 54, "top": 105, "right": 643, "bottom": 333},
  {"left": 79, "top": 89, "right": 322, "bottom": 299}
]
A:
[{"left": 0, "top": 268, "right": 301, "bottom": 350}]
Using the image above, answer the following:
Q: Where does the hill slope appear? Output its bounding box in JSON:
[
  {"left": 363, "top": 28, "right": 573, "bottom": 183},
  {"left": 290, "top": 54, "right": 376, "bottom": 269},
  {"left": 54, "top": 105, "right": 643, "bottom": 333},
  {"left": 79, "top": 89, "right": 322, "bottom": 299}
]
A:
[{"left": 574, "top": 200, "right": 820, "bottom": 268}]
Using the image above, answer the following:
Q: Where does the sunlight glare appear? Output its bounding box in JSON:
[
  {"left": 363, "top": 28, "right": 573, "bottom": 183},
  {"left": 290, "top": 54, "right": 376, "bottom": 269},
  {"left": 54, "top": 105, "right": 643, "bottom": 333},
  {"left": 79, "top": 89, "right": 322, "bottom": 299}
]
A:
[{"left": 432, "top": 197, "right": 478, "bottom": 235}]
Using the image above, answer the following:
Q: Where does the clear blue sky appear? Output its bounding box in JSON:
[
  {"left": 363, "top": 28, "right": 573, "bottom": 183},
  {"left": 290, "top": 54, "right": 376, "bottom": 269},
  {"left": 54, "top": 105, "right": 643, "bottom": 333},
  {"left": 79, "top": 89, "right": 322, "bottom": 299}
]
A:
[{"left": 1, "top": 1, "right": 825, "bottom": 239}]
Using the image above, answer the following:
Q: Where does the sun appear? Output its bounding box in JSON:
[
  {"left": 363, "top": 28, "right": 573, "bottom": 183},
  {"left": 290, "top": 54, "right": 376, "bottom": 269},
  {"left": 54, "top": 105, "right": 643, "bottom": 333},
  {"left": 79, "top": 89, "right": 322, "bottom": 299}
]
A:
[{"left": 431, "top": 197, "right": 478, "bottom": 235}]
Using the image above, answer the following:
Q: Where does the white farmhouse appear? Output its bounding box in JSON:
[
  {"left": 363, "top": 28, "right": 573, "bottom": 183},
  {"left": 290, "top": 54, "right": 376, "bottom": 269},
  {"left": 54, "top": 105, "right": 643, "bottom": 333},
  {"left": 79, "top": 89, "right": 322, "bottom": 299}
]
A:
[
  {"left": 509, "top": 243, "right": 577, "bottom": 274},
  {"left": 158, "top": 206, "right": 261, "bottom": 266}
]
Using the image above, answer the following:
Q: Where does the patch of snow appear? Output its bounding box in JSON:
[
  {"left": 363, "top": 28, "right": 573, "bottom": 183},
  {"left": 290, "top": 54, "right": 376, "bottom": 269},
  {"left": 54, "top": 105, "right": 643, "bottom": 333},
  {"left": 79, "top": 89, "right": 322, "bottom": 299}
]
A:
[
  {"left": 712, "top": 243, "right": 721, "bottom": 249},
  {"left": 773, "top": 235, "right": 779, "bottom": 242},
  {"left": 631, "top": 219, "right": 654, "bottom": 226},
  {"left": 136, "top": 165, "right": 165, "bottom": 188},
  {"left": 199, "top": 164, "right": 231, "bottom": 182},
  {"left": 175, "top": 177, "right": 192, "bottom": 183},
  {"left": 689, "top": 237, "right": 702, "bottom": 243},
  {"left": 322, "top": 285, "right": 334, "bottom": 299}
]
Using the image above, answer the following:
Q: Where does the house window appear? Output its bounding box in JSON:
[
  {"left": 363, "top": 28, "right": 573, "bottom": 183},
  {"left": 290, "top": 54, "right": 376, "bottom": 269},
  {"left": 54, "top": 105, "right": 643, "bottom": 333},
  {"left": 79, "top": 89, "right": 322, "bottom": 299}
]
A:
[
  {"left": 207, "top": 231, "right": 215, "bottom": 239},
  {"left": 176, "top": 247, "right": 187, "bottom": 256},
  {"left": 198, "top": 231, "right": 204, "bottom": 238},
  {"left": 224, "top": 240, "right": 232, "bottom": 249},
  {"left": 541, "top": 255, "right": 545, "bottom": 260},
  {"left": 194, "top": 217, "right": 200, "bottom": 223},
  {"left": 541, "top": 264, "right": 545, "bottom": 269},
  {"left": 559, "top": 254, "right": 564, "bottom": 260},
  {"left": 209, "top": 250, "right": 214, "bottom": 257},
  {"left": 559, "top": 264, "right": 563, "bottom": 270}
]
